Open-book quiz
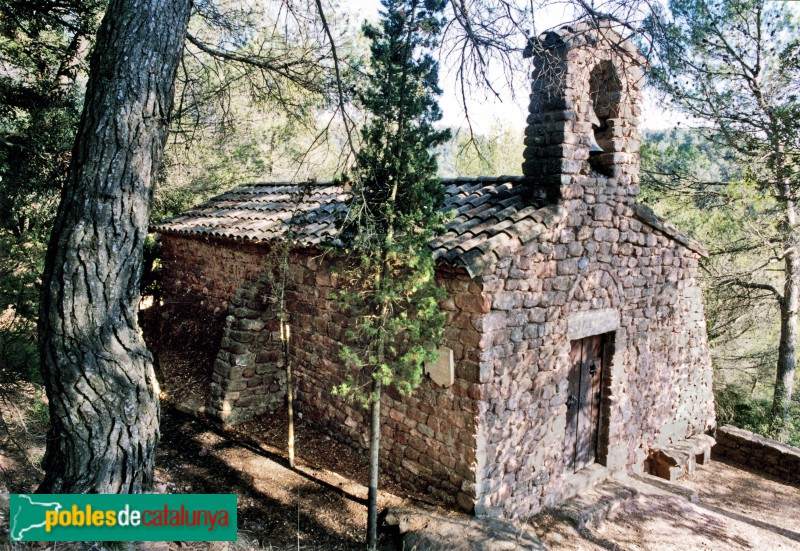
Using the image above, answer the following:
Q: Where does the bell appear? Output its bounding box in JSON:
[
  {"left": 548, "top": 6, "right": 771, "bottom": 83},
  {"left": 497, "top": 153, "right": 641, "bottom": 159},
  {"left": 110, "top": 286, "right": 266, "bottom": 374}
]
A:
[
  {"left": 587, "top": 105, "right": 604, "bottom": 156},
  {"left": 588, "top": 132, "right": 604, "bottom": 156}
]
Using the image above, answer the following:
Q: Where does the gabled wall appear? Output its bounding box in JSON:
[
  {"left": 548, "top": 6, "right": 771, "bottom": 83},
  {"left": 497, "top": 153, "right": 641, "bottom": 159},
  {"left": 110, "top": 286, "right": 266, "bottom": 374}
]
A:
[
  {"left": 473, "top": 206, "right": 714, "bottom": 519},
  {"left": 472, "top": 24, "right": 714, "bottom": 519}
]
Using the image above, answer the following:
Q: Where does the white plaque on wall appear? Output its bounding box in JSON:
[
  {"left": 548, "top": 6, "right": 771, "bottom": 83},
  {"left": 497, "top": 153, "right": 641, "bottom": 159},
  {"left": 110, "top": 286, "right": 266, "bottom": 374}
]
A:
[{"left": 425, "top": 347, "right": 454, "bottom": 387}]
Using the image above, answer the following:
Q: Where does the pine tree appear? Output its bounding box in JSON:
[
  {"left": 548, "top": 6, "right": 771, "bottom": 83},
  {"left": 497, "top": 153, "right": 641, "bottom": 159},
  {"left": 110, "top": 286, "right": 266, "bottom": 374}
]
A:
[
  {"left": 648, "top": 0, "right": 800, "bottom": 436},
  {"left": 332, "top": 0, "right": 450, "bottom": 547},
  {"left": 38, "top": 0, "right": 193, "bottom": 493}
]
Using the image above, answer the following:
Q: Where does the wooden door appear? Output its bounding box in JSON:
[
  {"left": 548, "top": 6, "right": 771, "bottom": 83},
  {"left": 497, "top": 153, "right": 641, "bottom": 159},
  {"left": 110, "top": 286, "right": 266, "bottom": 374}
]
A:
[{"left": 565, "top": 334, "right": 605, "bottom": 473}]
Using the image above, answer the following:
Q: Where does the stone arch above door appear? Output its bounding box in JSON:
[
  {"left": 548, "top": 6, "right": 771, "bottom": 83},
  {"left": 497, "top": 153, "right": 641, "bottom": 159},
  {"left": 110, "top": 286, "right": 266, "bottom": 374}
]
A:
[{"left": 564, "top": 268, "right": 625, "bottom": 313}]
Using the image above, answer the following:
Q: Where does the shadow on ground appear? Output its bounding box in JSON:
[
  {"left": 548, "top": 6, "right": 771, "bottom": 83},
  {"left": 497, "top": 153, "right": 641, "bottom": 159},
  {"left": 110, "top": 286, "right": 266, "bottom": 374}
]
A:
[{"left": 158, "top": 409, "right": 399, "bottom": 550}]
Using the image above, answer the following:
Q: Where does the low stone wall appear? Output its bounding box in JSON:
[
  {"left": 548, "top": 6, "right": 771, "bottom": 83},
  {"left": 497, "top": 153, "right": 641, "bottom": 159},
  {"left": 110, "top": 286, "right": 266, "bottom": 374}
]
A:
[{"left": 713, "top": 425, "right": 800, "bottom": 484}]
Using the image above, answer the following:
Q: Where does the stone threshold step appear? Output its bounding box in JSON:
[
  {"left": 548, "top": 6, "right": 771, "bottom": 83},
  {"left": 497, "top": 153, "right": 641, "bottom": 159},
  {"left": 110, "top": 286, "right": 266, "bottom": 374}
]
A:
[{"left": 550, "top": 476, "right": 639, "bottom": 531}]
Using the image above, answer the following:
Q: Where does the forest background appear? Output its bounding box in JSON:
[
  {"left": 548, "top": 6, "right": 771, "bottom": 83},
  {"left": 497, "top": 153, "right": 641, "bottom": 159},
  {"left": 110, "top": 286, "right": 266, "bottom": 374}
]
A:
[{"left": 0, "top": 0, "right": 798, "bottom": 471}]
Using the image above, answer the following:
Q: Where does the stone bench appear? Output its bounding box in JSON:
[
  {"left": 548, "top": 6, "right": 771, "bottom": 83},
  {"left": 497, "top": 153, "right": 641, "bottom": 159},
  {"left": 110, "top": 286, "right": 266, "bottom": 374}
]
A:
[{"left": 649, "top": 434, "right": 716, "bottom": 482}]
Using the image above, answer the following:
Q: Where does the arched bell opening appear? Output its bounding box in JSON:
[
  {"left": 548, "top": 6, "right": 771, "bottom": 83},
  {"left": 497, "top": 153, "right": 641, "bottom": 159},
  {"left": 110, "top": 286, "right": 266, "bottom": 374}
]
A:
[{"left": 587, "top": 60, "right": 622, "bottom": 176}]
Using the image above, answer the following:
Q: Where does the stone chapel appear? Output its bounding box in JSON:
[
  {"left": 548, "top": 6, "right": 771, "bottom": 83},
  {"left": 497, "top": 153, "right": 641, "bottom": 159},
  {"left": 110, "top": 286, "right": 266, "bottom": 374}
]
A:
[{"left": 153, "top": 21, "right": 716, "bottom": 520}]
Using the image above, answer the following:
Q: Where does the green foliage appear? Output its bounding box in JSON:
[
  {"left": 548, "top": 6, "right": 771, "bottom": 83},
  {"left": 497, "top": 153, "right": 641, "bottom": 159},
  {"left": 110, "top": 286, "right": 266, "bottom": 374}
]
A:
[
  {"left": 334, "top": 249, "right": 446, "bottom": 404},
  {"left": 153, "top": 2, "right": 353, "bottom": 221},
  {"left": 0, "top": 232, "right": 46, "bottom": 389},
  {"left": 332, "top": 0, "right": 450, "bottom": 406},
  {"left": 716, "top": 385, "right": 800, "bottom": 446},
  {"left": 0, "top": 104, "right": 76, "bottom": 234},
  {"left": 644, "top": 0, "right": 799, "bottom": 225},
  {"left": 647, "top": 0, "right": 800, "bottom": 156},
  {"left": 340, "top": 0, "right": 451, "bottom": 242},
  {"left": 644, "top": 0, "right": 800, "bottom": 210},
  {"left": 641, "top": 130, "right": 784, "bottom": 407},
  {"left": 156, "top": 98, "right": 333, "bottom": 220},
  {"left": 141, "top": 234, "right": 163, "bottom": 300},
  {"left": 0, "top": 1, "right": 103, "bottom": 390},
  {"left": 0, "top": 315, "right": 41, "bottom": 389},
  {"left": 640, "top": 129, "right": 777, "bottom": 257},
  {"left": 29, "top": 393, "right": 51, "bottom": 426},
  {"left": 645, "top": 0, "right": 800, "bottom": 433},
  {"left": 438, "top": 123, "right": 522, "bottom": 177},
  {"left": 0, "top": 0, "right": 103, "bottom": 234}
]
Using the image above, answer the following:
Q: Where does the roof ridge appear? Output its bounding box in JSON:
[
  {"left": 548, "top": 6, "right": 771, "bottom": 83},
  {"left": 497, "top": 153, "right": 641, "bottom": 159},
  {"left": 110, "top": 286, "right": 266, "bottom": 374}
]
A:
[
  {"left": 439, "top": 175, "right": 525, "bottom": 183},
  {"left": 245, "top": 181, "right": 340, "bottom": 187},
  {"left": 237, "top": 175, "right": 527, "bottom": 188}
]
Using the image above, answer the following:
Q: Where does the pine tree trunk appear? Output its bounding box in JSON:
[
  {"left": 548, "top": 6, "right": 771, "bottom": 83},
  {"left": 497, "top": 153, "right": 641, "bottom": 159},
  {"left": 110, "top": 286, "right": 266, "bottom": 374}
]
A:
[
  {"left": 37, "top": 0, "right": 193, "bottom": 493},
  {"left": 366, "top": 178, "right": 399, "bottom": 550},
  {"left": 773, "top": 196, "right": 798, "bottom": 431},
  {"left": 367, "top": 376, "right": 381, "bottom": 550},
  {"left": 278, "top": 245, "right": 295, "bottom": 468},
  {"left": 366, "top": 299, "right": 389, "bottom": 551},
  {"left": 51, "top": 32, "right": 86, "bottom": 100},
  {"left": 283, "top": 322, "right": 295, "bottom": 469}
]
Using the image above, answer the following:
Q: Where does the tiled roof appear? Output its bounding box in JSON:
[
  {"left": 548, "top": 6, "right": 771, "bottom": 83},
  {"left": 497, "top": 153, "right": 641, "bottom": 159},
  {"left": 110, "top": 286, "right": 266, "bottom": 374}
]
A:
[
  {"left": 152, "top": 176, "right": 707, "bottom": 275},
  {"left": 431, "top": 178, "right": 564, "bottom": 276},
  {"left": 152, "top": 176, "right": 563, "bottom": 277},
  {"left": 152, "top": 182, "right": 346, "bottom": 246}
]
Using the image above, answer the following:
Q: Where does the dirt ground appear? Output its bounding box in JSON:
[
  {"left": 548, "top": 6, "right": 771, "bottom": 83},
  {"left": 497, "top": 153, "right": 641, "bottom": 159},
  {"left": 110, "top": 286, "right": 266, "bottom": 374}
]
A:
[
  {"left": 684, "top": 458, "right": 800, "bottom": 535},
  {"left": 3, "top": 380, "right": 800, "bottom": 550},
  {"left": 154, "top": 409, "right": 404, "bottom": 550},
  {"left": 0, "top": 386, "right": 404, "bottom": 549},
  {"left": 0, "top": 384, "right": 48, "bottom": 494},
  {"left": 531, "top": 461, "right": 800, "bottom": 550}
]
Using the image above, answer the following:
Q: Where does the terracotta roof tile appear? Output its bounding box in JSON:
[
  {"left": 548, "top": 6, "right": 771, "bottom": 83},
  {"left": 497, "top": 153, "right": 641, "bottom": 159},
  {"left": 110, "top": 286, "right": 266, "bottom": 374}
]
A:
[{"left": 151, "top": 176, "right": 567, "bottom": 277}]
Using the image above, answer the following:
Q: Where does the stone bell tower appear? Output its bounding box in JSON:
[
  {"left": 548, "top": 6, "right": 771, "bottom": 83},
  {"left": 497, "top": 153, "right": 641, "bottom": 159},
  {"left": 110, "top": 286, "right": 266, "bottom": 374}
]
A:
[{"left": 522, "top": 21, "right": 646, "bottom": 203}]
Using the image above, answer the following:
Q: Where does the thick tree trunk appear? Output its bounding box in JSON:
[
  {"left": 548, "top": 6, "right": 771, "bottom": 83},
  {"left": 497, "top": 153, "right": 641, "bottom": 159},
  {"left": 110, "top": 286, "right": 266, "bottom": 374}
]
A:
[
  {"left": 773, "top": 197, "right": 798, "bottom": 430},
  {"left": 37, "top": 0, "right": 193, "bottom": 493}
]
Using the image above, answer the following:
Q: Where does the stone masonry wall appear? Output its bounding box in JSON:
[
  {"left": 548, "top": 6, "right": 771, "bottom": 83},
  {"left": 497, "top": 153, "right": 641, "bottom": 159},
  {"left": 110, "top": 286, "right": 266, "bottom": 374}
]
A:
[
  {"left": 161, "top": 235, "right": 269, "bottom": 316},
  {"left": 713, "top": 425, "right": 800, "bottom": 484},
  {"left": 160, "top": 235, "right": 287, "bottom": 424},
  {"left": 473, "top": 205, "right": 714, "bottom": 519},
  {"left": 159, "top": 234, "right": 484, "bottom": 510},
  {"left": 160, "top": 235, "right": 270, "bottom": 346},
  {"left": 284, "top": 251, "right": 484, "bottom": 510},
  {"left": 208, "top": 271, "right": 286, "bottom": 425},
  {"left": 473, "top": 28, "right": 715, "bottom": 520}
]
